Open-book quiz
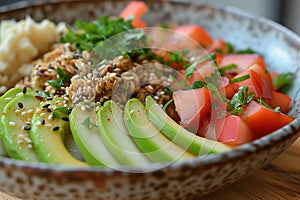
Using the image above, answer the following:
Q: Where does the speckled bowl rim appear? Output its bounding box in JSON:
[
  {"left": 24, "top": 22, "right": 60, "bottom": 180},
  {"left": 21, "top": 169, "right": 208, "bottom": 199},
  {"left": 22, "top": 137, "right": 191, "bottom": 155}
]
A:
[{"left": 0, "top": 0, "right": 300, "bottom": 174}]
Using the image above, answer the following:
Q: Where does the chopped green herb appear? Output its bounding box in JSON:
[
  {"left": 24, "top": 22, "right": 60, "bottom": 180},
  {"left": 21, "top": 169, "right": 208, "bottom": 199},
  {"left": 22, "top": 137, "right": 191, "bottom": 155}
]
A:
[
  {"left": 272, "top": 72, "right": 294, "bottom": 93},
  {"left": 227, "top": 86, "right": 254, "bottom": 115},
  {"left": 229, "top": 74, "right": 250, "bottom": 83},
  {"left": 52, "top": 107, "right": 71, "bottom": 120},
  {"left": 218, "top": 63, "right": 237, "bottom": 76},
  {"left": 60, "top": 16, "right": 135, "bottom": 52},
  {"left": 192, "top": 80, "right": 206, "bottom": 89},
  {"left": 234, "top": 48, "right": 256, "bottom": 54},
  {"left": 46, "top": 67, "right": 71, "bottom": 90},
  {"left": 81, "top": 117, "right": 98, "bottom": 131},
  {"left": 184, "top": 53, "right": 216, "bottom": 78},
  {"left": 257, "top": 97, "right": 281, "bottom": 113},
  {"left": 226, "top": 42, "right": 234, "bottom": 54}
]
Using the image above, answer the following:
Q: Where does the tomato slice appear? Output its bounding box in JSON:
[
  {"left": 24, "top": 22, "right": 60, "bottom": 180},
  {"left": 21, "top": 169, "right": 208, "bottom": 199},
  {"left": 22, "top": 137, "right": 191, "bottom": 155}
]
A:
[
  {"left": 173, "top": 88, "right": 211, "bottom": 128},
  {"left": 242, "top": 100, "right": 293, "bottom": 139},
  {"left": 219, "top": 54, "right": 266, "bottom": 74},
  {"left": 119, "top": 1, "right": 148, "bottom": 28},
  {"left": 267, "top": 91, "right": 292, "bottom": 114},
  {"left": 175, "top": 25, "right": 213, "bottom": 47},
  {"left": 215, "top": 115, "right": 254, "bottom": 145}
]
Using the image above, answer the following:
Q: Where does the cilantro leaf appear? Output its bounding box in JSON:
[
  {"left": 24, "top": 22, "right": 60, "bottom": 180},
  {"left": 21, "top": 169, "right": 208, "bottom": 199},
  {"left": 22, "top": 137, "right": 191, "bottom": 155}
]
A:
[
  {"left": 81, "top": 117, "right": 98, "bottom": 131},
  {"left": 272, "top": 72, "right": 294, "bottom": 93},
  {"left": 52, "top": 107, "right": 72, "bottom": 119},
  {"left": 227, "top": 86, "right": 254, "bottom": 115},
  {"left": 60, "top": 16, "right": 135, "bottom": 52}
]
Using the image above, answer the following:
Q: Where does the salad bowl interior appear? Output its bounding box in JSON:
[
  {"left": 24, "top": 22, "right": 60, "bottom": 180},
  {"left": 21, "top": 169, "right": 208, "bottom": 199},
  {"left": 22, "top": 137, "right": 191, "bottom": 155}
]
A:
[{"left": 0, "top": 0, "right": 300, "bottom": 200}]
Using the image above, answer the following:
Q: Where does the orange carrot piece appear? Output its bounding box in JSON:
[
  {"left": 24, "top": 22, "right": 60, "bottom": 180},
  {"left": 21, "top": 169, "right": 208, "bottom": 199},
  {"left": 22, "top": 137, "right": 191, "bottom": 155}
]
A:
[{"left": 175, "top": 25, "right": 213, "bottom": 47}]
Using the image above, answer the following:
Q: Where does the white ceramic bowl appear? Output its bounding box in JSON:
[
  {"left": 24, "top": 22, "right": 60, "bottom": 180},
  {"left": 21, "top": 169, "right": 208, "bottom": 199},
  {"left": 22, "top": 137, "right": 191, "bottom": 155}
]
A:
[{"left": 0, "top": 1, "right": 299, "bottom": 199}]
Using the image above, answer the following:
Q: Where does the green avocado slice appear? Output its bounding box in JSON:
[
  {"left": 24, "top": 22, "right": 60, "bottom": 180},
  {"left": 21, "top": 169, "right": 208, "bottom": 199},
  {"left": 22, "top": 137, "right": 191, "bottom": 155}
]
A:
[
  {"left": 124, "top": 98, "right": 195, "bottom": 162},
  {"left": 70, "top": 103, "right": 120, "bottom": 167},
  {"left": 30, "top": 98, "right": 87, "bottom": 166},
  {"left": 145, "top": 96, "right": 231, "bottom": 156},
  {"left": 0, "top": 87, "right": 35, "bottom": 156},
  {"left": 97, "top": 100, "right": 151, "bottom": 166},
  {"left": 1, "top": 93, "right": 39, "bottom": 161}
]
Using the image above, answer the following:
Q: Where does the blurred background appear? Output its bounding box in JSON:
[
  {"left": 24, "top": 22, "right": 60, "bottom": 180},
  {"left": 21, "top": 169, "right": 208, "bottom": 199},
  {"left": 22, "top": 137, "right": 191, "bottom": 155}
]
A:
[{"left": 1, "top": 0, "right": 300, "bottom": 35}]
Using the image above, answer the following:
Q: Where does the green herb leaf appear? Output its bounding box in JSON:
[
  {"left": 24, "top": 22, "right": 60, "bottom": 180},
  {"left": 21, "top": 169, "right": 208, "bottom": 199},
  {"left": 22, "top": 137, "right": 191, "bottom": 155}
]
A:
[
  {"left": 229, "top": 74, "right": 250, "bottom": 83},
  {"left": 192, "top": 80, "right": 206, "bottom": 89},
  {"left": 257, "top": 97, "right": 281, "bottom": 113},
  {"left": 184, "top": 53, "right": 216, "bottom": 78},
  {"left": 234, "top": 48, "right": 256, "bottom": 54},
  {"left": 52, "top": 107, "right": 71, "bottom": 119},
  {"left": 227, "top": 86, "right": 254, "bottom": 115},
  {"left": 272, "top": 72, "right": 294, "bottom": 93},
  {"left": 81, "top": 117, "right": 98, "bottom": 131},
  {"left": 60, "top": 16, "right": 135, "bottom": 52},
  {"left": 46, "top": 79, "right": 63, "bottom": 90},
  {"left": 218, "top": 63, "right": 237, "bottom": 76}
]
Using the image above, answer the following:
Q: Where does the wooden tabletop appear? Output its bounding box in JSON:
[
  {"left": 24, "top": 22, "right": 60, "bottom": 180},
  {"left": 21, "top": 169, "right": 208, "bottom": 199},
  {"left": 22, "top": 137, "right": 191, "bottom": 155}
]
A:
[{"left": 1, "top": 137, "right": 300, "bottom": 200}]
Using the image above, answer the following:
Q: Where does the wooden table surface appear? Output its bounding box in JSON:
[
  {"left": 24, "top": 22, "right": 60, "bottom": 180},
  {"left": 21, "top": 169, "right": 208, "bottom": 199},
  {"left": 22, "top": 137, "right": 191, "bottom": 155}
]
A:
[{"left": 1, "top": 137, "right": 300, "bottom": 200}]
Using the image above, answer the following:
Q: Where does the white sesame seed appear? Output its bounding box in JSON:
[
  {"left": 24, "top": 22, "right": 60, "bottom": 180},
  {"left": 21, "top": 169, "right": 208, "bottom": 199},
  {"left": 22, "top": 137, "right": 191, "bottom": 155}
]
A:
[
  {"left": 16, "top": 92, "right": 23, "bottom": 97},
  {"left": 46, "top": 124, "right": 51, "bottom": 127},
  {"left": 129, "top": 110, "right": 135, "bottom": 114},
  {"left": 9, "top": 121, "right": 16, "bottom": 126},
  {"left": 15, "top": 109, "right": 20, "bottom": 113},
  {"left": 4, "top": 97, "right": 12, "bottom": 101},
  {"left": 27, "top": 109, "right": 34, "bottom": 114},
  {"left": 21, "top": 111, "right": 27, "bottom": 116},
  {"left": 40, "top": 113, "right": 46, "bottom": 117},
  {"left": 48, "top": 114, "right": 53, "bottom": 121},
  {"left": 81, "top": 105, "right": 86, "bottom": 111}
]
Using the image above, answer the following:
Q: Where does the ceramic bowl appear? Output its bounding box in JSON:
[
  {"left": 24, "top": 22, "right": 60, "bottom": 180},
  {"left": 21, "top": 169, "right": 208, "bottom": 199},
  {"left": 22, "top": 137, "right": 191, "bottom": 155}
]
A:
[{"left": 0, "top": 1, "right": 300, "bottom": 199}]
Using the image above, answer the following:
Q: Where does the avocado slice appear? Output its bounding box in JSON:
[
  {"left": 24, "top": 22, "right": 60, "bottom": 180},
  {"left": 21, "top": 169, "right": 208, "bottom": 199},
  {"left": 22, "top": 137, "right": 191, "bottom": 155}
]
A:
[
  {"left": 145, "top": 96, "right": 231, "bottom": 156},
  {"left": 1, "top": 93, "right": 39, "bottom": 161},
  {"left": 0, "top": 87, "right": 35, "bottom": 156},
  {"left": 97, "top": 100, "right": 151, "bottom": 166},
  {"left": 70, "top": 103, "right": 120, "bottom": 167},
  {"left": 124, "top": 98, "right": 195, "bottom": 162},
  {"left": 30, "top": 98, "right": 87, "bottom": 166},
  {"left": 0, "top": 88, "right": 22, "bottom": 156}
]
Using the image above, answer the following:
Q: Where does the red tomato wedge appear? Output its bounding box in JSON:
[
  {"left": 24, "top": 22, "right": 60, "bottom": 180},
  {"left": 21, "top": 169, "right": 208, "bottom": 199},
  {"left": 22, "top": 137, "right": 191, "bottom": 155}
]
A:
[
  {"left": 119, "top": 1, "right": 148, "bottom": 28},
  {"left": 207, "top": 38, "right": 228, "bottom": 54},
  {"left": 248, "top": 64, "right": 273, "bottom": 90},
  {"left": 242, "top": 100, "right": 293, "bottom": 139},
  {"left": 173, "top": 88, "right": 211, "bottom": 128},
  {"left": 175, "top": 25, "right": 213, "bottom": 47},
  {"left": 215, "top": 115, "right": 254, "bottom": 145},
  {"left": 219, "top": 54, "right": 266, "bottom": 74},
  {"left": 235, "top": 69, "right": 273, "bottom": 99},
  {"left": 267, "top": 91, "right": 292, "bottom": 114}
]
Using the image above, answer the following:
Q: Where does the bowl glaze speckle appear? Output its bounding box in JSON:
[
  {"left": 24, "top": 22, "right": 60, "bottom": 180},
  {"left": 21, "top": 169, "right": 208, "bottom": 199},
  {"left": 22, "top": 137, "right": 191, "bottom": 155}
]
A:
[{"left": 0, "top": 1, "right": 300, "bottom": 199}]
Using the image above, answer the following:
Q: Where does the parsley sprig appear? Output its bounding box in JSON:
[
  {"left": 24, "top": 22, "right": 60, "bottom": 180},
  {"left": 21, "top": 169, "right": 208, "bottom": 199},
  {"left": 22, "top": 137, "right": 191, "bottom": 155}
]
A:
[
  {"left": 60, "top": 16, "right": 135, "bottom": 52},
  {"left": 46, "top": 68, "right": 71, "bottom": 90},
  {"left": 227, "top": 86, "right": 254, "bottom": 115},
  {"left": 272, "top": 72, "right": 294, "bottom": 93}
]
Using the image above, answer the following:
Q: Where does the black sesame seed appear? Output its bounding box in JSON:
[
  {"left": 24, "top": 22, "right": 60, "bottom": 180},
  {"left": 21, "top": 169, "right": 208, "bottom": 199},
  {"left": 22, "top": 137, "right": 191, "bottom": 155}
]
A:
[
  {"left": 17, "top": 102, "right": 24, "bottom": 109},
  {"left": 46, "top": 97, "right": 53, "bottom": 101},
  {"left": 46, "top": 108, "right": 52, "bottom": 112},
  {"left": 52, "top": 126, "right": 60, "bottom": 131},
  {"left": 23, "top": 126, "right": 31, "bottom": 131},
  {"left": 40, "top": 119, "right": 45, "bottom": 125},
  {"left": 22, "top": 87, "right": 27, "bottom": 94},
  {"left": 61, "top": 116, "right": 69, "bottom": 121},
  {"left": 43, "top": 104, "right": 51, "bottom": 108}
]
